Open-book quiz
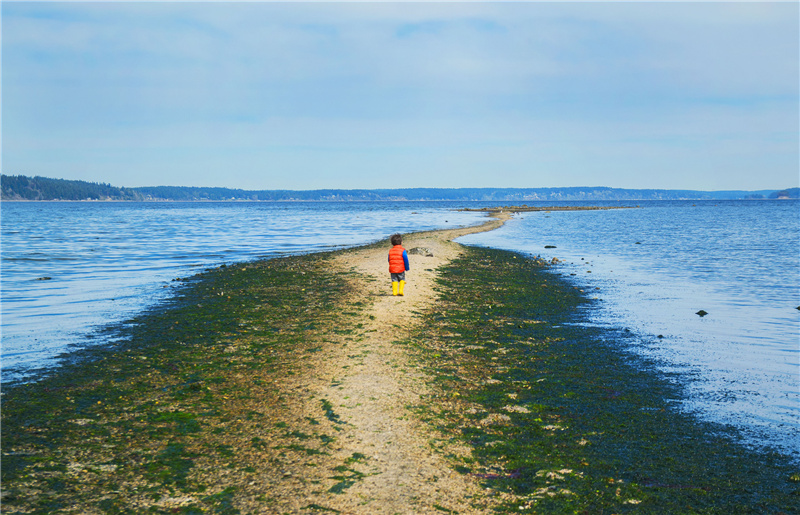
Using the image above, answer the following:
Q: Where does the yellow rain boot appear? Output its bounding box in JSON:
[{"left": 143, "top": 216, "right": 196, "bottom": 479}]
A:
[
  {"left": 399, "top": 280, "right": 405, "bottom": 296},
  {"left": 392, "top": 281, "right": 399, "bottom": 296}
]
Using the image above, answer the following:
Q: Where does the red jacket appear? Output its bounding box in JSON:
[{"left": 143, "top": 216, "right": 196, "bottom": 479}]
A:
[{"left": 388, "top": 245, "right": 409, "bottom": 273}]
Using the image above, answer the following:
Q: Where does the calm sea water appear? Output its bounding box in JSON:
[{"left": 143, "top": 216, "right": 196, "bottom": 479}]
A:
[
  {"left": 1, "top": 201, "right": 486, "bottom": 380},
  {"left": 458, "top": 200, "right": 800, "bottom": 460}
]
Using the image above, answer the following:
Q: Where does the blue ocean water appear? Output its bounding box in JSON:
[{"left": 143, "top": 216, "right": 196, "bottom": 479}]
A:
[
  {"left": 457, "top": 200, "right": 800, "bottom": 460},
  {"left": 1, "top": 201, "right": 486, "bottom": 381}
]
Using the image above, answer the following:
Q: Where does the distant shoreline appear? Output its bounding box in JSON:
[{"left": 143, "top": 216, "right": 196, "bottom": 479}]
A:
[
  {"left": 4, "top": 174, "right": 793, "bottom": 202},
  {"left": 2, "top": 197, "right": 794, "bottom": 204}
]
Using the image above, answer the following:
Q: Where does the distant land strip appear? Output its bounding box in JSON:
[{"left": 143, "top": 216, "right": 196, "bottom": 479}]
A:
[
  {"left": 1, "top": 174, "right": 798, "bottom": 202},
  {"left": 459, "top": 205, "right": 632, "bottom": 213}
]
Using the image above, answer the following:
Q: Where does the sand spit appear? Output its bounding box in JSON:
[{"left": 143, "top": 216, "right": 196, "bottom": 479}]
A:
[
  {"left": 459, "top": 205, "right": 634, "bottom": 213},
  {"left": 279, "top": 213, "right": 513, "bottom": 514}
]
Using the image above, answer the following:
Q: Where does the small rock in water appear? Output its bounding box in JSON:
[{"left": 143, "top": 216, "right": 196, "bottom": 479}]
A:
[
  {"left": 544, "top": 245, "right": 557, "bottom": 249},
  {"left": 696, "top": 310, "right": 708, "bottom": 317},
  {"left": 36, "top": 276, "right": 52, "bottom": 281}
]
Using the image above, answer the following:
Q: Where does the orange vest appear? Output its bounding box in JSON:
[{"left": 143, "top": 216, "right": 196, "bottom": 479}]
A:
[{"left": 388, "top": 245, "right": 407, "bottom": 273}]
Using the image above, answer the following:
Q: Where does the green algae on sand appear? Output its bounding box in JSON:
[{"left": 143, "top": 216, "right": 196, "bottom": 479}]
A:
[
  {"left": 1, "top": 252, "right": 364, "bottom": 514},
  {"left": 408, "top": 246, "right": 800, "bottom": 514}
]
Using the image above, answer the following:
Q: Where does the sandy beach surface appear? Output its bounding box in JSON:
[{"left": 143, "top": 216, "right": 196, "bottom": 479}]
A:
[{"left": 243, "top": 213, "right": 510, "bottom": 513}]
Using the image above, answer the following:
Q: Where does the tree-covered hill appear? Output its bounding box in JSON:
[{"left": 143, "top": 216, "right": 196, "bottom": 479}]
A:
[
  {"left": 769, "top": 187, "right": 800, "bottom": 199},
  {"left": 1, "top": 175, "right": 143, "bottom": 201}
]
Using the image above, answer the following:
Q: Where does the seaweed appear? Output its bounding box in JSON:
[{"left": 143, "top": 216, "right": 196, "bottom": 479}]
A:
[
  {"left": 412, "top": 246, "right": 800, "bottom": 513},
  {"left": 1, "top": 251, "right": 356, "bottom": 513}
]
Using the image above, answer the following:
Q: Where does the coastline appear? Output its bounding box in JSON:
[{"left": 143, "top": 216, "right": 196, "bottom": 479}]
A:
[{"left": 2, "top": 213, "right": 798, "bottom": 514}]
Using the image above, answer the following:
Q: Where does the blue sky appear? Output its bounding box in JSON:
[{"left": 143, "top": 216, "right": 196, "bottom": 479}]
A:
[{"left": 2, "top": 2, "right": 798, "bottom": 191}]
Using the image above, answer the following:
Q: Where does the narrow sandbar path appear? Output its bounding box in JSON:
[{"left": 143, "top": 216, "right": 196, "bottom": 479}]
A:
[{"left": 270, "top": 213, "right": 511, "bottom": 513}]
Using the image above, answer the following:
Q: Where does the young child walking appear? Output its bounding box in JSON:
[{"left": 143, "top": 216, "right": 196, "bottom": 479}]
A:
[{"left": 388, "top": 233, "right": 410, "bottom": 296}]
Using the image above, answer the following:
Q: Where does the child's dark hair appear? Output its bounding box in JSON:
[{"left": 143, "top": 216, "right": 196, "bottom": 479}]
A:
[{"left": 390, "top": 234, "right": 402, "bottom": 246}]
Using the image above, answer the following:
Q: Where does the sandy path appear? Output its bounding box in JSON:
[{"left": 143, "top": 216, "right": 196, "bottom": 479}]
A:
[{"left": 284, "top": 213, "right": 511, "bottom": 514}]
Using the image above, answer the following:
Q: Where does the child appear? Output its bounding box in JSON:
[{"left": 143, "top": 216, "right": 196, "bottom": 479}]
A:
[{"left": 388, "top": 233, "right": 410, "bottom": 296}]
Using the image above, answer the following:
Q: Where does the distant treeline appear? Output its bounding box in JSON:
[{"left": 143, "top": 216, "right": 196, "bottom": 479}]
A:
[
  {"left": 771, "top": 187, "right": 800, "bottom": 199},
  {"left": 1, "top": 175, "right": 143, "bottom": 201},
  {"left": 1, "top": 174, "right": 795, "bottom": 202}
]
